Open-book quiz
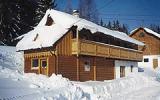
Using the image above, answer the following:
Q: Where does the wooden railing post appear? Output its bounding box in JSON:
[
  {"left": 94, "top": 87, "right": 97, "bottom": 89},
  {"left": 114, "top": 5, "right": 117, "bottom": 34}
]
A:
[{"left": 93, "top": 57, "right": 97, "bottom": 81}]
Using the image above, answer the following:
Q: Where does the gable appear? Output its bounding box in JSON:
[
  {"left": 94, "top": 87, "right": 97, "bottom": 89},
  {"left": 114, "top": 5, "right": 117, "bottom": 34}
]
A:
[
  {"left": 130, "top": 28, "right": 160, "bottom": 55},
  {"left": 130, "top": 28, "right": 160, "bottom": 40}
]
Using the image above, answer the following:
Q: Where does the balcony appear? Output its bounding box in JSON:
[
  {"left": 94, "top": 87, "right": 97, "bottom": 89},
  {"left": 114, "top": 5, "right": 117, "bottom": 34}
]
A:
[{"left": 72, "top": 39, "right": 143, "bottom": 61}]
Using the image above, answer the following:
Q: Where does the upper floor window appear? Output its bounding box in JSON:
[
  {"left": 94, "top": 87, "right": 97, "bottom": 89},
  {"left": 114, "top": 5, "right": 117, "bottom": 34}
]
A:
[
  {"left": 45, "top": 14, "right": 54, "bottom": 26},
  {"left": 139, "top": 32, "right": 145, "bottom": 37}
]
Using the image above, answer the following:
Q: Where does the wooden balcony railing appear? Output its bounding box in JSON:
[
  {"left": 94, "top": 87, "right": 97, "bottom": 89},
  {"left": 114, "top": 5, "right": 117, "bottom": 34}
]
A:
[{"left": 72, "top": 39, "right": 143, "bottom": 61}]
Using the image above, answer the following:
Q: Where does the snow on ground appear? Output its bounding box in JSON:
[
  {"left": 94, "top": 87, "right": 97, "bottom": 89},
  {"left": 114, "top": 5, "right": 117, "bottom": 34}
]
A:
[{"left": 0, "top": 46, "right": 160, "bottom": 100}]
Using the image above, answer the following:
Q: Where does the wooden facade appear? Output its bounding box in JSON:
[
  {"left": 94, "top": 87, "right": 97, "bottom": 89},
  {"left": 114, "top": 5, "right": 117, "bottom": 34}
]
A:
[
  {"left": 130, "top": 28, "right": 160, "bottom": 55},
  {"left": 23, "top": 26, "right": 143, "bottom": 81}
]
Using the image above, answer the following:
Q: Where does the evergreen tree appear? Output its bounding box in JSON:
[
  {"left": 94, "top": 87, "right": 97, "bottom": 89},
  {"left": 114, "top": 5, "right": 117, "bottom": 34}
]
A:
[
  {"left": 34, "top": 0, "right": 57, "bottom": 26},
  {"left": 100, "top": 18, "right": 103, "bottom": 26},
  {"left": 106, "top": 21, "right": 112, "bottom": 29},
  {"left": 150, "top": 24, "right": 160, "bottom": 34},
  {"left": 0, "top": 0, "right": 21, "bottom": 45},
  {"left": 122, "top": 24, "right": 129, "bottom": 34},
  {"left": 115, "top": 20, "right": 120, "bottom": 30},
  {"left": 105, "top": 20, "right": 129, "bottom": 34}
]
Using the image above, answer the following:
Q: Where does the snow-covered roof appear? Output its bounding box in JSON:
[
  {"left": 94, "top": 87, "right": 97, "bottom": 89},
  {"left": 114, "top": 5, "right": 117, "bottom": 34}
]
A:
[
  {"left": 130, "top": 27, "right": 160, "bottom": 38},
  {"left": 16, "top": 9, "right": 144, "bottom": 51}
]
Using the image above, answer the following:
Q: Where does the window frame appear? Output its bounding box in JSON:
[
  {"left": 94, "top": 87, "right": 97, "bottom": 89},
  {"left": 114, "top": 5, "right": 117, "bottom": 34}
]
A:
[
  {"left": 31, "top": 58, "right": 39, "bottom": 69},
  {"left": 144, "top": 58, "right": 149, "bottom": 62},
  {"left": 84, "top": 59, "right": 91, "bottom": 71},
  {"left": 40, "top": 59, "right": 48, "bottom": 68}
]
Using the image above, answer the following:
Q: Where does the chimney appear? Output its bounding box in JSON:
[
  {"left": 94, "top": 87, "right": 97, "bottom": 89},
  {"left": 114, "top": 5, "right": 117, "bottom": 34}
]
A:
[{"left": 72, "top": 10, "right": 79, "bottom": 17}]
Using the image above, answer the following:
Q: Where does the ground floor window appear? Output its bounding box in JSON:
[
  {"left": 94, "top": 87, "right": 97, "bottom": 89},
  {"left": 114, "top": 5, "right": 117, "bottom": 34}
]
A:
[
  {"left": 144, "top": 58, "right": 149, "bottom": 62},
  {"left": 120, "top": 66, "right": 125, "bottom": 77},
  {"left": 32, "top": 59, "right": 39, "bottom": 68},
  {"left": 131, "top": 65, "right": 133, "bottom": 72}
]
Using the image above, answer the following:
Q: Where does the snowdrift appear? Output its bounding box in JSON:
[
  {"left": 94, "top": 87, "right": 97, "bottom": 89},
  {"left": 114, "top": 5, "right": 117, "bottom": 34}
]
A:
[{"left": 0, "top": 46, "right": 160, "bottom": 100}]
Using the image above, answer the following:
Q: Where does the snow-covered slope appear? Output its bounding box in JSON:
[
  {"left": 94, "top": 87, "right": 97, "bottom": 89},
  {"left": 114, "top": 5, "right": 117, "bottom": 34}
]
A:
[
  {"left": 0, "top": 46, "right": 23, "bottom": 72},
  {"left": 0, "top": 46, "right": 160, "bottom": 100},
  {"left": 16, "top": 9, "right": 144, "bottom": 51}
]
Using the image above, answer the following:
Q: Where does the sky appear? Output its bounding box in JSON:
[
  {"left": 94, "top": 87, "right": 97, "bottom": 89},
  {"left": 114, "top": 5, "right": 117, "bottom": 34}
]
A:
[{"left": 56, "top": 0, "right": 160, "bottom": 31}]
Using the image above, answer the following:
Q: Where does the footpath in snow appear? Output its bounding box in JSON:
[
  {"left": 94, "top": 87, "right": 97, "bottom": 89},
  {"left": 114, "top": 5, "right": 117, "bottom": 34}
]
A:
[{"left": 0, "top": 46, "right": 160, "bottom": 100}]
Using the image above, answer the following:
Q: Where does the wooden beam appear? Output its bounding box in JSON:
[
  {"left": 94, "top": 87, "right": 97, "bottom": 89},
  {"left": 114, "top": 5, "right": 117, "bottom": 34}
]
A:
[
  {"left": 76, "top": 28, "right": 80, "bottom": 81},
  {"left": 93, "top": 57, "right": 97, "bottom": 81}
]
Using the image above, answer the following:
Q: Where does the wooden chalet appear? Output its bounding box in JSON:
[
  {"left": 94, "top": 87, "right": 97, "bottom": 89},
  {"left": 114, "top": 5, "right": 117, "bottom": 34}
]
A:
[
  {"left": 16, "top": 9, "right": 144, "bottom": 81},
  {"left": 130, "top": 27, "right": 160, "bottom": 69}
]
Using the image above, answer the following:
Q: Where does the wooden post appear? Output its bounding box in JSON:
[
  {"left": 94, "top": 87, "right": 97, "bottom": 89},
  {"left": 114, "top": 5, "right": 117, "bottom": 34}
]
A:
[
  {"left": 93, "top": 57, "right": 96, "bottom": 81},
  {"left": 76, "top": 28, "right": 80, "bottom": 81},
  {"left": 55, "top": 47, "right": 59, "bottom": 74}
]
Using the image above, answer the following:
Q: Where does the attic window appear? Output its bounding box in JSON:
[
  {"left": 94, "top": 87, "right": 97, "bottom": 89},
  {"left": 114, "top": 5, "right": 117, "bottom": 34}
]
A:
[
  {"left": 33, "top": 34, "right": 39, "bottom": 41},
  {"left": 139, "top": 32, "right": 145, "bottom": 37},
  {"left": 45, "top": 14, "right": 54, "bottom": 26}
]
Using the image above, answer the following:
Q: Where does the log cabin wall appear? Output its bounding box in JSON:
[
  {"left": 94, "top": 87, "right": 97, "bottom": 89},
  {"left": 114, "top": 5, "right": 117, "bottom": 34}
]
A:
[
  {"left": 130, "top": 28, "right": 160, "bottom": 55},
  {"left": 58, "top": 56, "right": 77, "bottom": 80},
  {"left": 79, "top": 56, "right": 94, "bottom": 81},
  {"left": 24, "top": 50, "right": 56, "bottom": 76},
  {"left": 24, "top": 57, "right": 39, "bottom": 74},
  {"left": 56, "top": 31, "right": 73, "bottom": 56},
  {"left": 96, "top": 58, "right": 115, "bottom": 81},
  {"left": 56, "top": 30, "right": 78, "bottom": 80}
]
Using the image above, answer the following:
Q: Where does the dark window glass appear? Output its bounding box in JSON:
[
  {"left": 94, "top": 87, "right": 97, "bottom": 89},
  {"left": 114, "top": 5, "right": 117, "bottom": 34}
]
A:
[
  {"left": 139, "top": 32, "right": 145, "bottom": 37},
  {"left": 32, "top": 59, "right": 38, "bottom": 67},
  {"left": 42, "top": 60, "right": 47, "bottom": 67},
  {"left": 144, "top": 58, "right": 149, "bottom": 62},
  {"left": 131, "top": 65, "right": 133, "bottom": 72}
]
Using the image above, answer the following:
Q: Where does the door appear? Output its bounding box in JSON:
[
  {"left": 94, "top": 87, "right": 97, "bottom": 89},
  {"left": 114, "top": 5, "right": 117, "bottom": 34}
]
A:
[
  {"left": 40, "top": 58, "right": 48, "bottom": 75},
  {"left": 120, "top": 66, "right": 125, "bottom": 77},
  {"left": 153, "top": 59, "right": 158, "bottom": 69}
]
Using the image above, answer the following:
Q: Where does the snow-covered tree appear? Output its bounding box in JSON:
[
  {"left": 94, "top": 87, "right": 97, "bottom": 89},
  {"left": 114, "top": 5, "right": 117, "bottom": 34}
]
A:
[
  {"left": 34, "top": 0, "right": 57, "bottom": 26},
  {"left": 0, "top": 0, "right": 36, "bottom": 45},
  {"left": 0, "top": 0, "right": 21, "bottom": 45}
]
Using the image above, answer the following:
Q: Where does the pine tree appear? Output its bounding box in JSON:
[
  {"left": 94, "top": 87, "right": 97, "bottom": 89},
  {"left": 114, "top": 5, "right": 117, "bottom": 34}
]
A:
[
  {"left": 100, "top": 18, "right": 103, "bottom": 26},
  {"left": 150, "top": 24, "right": 160, "bottom": 34},
  {"left": 122, "top": 24, "right": 129, "bottom": 34},
  {"left": 34, "top": 0, "right": 57, "bottom": 26},
  {"left": 106, "top": 21, "right": 112, "bottom": 29},
  {"left": 0, "top": 0, "right": 21, "bottom": 45},
  {"left": 115, "top": 20, "right": 120, "bottom": 30}
]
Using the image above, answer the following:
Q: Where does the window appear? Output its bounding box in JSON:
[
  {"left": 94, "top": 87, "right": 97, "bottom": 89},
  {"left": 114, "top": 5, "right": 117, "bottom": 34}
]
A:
[
  {"left": 45, "top": 14, "right": 54, "bottom": 26},
  {"left": 84, "top": 60, "right": 91, "bottom": 71},
  {"left": 144, "top": 58, "right": 149, "bottom": 62},
  {"left": 131, "top": 65, "right": 133, "bottom": 72},
  {"left": 120, "top": 66, "right": 125, "bottom": 77},
  {"left": 41, "top": 60, "right": 47, "bottom": 68},
  {"left": 32, "top": 59, "right": 39, "bottom": 68},
  {"left": 139, "top": 32, "right": 145, "bottom": 37}
]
